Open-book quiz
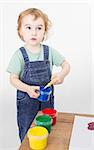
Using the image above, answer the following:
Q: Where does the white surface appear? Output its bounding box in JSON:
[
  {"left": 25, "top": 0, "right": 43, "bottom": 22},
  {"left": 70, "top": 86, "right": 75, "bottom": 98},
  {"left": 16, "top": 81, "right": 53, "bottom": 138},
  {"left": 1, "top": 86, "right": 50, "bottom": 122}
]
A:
[
  {"left": 2, "top": 0, "right": 92, "bottom": 114},
  {"left": 69, "top": 116, "right": 94, "bottom": 150},
  {"left": 0, "top": 1, "right": 94, "bottom": 149}
]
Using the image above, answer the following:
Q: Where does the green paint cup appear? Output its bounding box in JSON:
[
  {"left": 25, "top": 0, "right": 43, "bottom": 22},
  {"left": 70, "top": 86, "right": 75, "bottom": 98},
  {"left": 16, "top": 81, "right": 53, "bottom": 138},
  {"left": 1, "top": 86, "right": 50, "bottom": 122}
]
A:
[{"left": 35, "top": 115, "right": 52, "bottom": 133}]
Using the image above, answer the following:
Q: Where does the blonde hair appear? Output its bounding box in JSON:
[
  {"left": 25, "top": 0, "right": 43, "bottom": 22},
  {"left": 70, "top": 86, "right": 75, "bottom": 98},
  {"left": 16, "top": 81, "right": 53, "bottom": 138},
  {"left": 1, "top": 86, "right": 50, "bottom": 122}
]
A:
[{"left": 17, "top": 8, "right": 52, "bottom": 40}]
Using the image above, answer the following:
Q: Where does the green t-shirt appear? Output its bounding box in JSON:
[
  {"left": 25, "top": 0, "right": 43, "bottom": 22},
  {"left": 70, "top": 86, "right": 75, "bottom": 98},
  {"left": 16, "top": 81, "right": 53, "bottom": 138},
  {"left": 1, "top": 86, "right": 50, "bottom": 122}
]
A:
[{"left": 7, "top": 44, "right": 65, "bottom": 78}]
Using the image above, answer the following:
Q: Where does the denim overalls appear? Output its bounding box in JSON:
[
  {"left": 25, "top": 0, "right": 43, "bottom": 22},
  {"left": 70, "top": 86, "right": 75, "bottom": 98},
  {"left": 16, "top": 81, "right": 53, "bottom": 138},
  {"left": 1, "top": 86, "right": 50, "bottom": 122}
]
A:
[{"left": 17, "top": 45, "right": 54, "bottom": 142}]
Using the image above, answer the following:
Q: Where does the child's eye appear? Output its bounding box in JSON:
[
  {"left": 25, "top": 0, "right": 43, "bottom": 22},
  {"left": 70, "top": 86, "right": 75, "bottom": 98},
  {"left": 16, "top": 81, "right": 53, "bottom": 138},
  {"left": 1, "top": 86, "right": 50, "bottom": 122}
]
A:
[
  {"left": 26, "top": 26, "right": 31, "bottom": 30},
  {"left": 37, "top": 27, "right": 42, "bottom": 30}
]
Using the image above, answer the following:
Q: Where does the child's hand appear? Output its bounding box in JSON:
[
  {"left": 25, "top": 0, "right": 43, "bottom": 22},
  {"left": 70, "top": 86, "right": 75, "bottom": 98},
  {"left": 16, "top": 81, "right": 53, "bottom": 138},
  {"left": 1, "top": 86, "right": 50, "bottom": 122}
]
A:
[
  {"left": 27, "top": 86, "right": 40, "bottom": 98},
  {"left": 51, "top": 72, "right": 65, "bottom": 85},
  {"left": 51, "top": 60, "right": 70, "bottom": 85}
]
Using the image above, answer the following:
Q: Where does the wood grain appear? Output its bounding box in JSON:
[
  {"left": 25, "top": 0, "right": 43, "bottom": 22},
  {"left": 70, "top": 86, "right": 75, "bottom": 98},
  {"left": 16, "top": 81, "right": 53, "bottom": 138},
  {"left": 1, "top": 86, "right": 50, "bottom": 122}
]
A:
[{"left": 19, "top": 112, "right": 94, "bottom": 150}]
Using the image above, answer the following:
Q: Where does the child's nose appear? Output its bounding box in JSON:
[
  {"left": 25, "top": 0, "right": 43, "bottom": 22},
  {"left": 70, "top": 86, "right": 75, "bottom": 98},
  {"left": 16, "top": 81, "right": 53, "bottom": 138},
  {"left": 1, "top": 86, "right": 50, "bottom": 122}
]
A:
[{"left": 31, "top": 28, "right": 37, "bottom": 36}]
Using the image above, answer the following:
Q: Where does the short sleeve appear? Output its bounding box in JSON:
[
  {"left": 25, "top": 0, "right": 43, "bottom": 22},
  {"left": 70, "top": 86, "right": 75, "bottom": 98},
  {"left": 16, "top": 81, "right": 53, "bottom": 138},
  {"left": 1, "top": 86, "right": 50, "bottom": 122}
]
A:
[
  {"left": 51, "top": 47, "right": 65, "bottom": 66},
  {"left": 7, "top": 50, "right": 23, "bottom": 76}
]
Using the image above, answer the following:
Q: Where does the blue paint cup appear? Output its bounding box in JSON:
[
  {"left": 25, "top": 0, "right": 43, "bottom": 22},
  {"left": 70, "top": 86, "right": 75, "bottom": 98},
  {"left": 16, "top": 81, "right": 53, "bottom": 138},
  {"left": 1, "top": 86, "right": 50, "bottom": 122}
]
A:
[{"left": 38, "top": 86, "right": 52, "bottom": 102}]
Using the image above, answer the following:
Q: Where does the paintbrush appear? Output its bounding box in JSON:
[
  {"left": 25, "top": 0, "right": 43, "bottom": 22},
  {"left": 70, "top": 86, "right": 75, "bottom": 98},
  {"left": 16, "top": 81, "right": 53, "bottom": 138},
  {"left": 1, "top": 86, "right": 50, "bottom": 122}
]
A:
[{"left": 44, "top": 79, "right": 56, "bottom": 89}]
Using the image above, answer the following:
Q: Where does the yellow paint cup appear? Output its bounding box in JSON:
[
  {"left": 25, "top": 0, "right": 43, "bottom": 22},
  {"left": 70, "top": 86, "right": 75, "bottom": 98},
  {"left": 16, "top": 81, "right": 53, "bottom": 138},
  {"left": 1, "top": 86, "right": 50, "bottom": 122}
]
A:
[{"left": 27, "top": 126, "right": 48, "bottom": 150}]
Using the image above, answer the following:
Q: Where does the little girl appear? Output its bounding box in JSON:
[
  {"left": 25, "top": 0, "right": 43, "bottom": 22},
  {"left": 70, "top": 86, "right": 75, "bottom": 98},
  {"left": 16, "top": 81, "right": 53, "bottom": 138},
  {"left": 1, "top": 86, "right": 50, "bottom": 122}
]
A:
[{"left": 7, "top": 8, "right": 70, "bottom": 142}]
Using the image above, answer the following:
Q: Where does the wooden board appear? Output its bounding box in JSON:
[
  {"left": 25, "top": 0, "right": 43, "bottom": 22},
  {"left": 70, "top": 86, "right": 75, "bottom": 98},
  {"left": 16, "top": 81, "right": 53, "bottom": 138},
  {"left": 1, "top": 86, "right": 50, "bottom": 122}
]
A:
[{"left": 19, "top": 112, "right": 94, "bottom": 150}]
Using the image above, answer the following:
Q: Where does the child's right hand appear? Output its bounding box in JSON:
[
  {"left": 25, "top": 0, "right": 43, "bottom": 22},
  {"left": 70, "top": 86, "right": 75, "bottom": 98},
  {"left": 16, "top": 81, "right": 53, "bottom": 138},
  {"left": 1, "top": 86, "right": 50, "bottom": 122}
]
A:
[{"left": 27, "top": 86, "right": 40, "bottom": 98}]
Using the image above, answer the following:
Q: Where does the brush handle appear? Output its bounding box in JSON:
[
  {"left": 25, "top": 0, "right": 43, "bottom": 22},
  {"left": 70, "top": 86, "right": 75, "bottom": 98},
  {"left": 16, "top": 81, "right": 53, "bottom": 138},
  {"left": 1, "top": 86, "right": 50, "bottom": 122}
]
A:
[{"left": 45, "top": 79, "right": 56, "bottom": 88}]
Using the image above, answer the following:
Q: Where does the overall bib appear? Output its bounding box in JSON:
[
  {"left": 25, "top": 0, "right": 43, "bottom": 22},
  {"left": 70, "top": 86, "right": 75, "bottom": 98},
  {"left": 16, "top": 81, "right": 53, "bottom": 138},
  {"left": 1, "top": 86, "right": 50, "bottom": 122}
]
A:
[{"left": 17, "top": 45, "right": 54, "bottom": 142}]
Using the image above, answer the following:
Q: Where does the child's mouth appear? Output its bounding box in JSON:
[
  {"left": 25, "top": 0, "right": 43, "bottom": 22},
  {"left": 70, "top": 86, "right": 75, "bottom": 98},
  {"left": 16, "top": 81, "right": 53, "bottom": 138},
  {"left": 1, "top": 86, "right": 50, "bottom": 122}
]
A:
[{"left": 31, "top": 38, "right": 37, "bottom": 41}]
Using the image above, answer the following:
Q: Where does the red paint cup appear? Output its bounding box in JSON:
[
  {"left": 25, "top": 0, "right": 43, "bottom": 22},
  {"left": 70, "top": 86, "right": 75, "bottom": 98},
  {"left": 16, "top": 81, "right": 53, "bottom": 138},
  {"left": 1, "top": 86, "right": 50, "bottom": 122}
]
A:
[{"left": 42, "top": 108, "right": 57, "bottom": 125}]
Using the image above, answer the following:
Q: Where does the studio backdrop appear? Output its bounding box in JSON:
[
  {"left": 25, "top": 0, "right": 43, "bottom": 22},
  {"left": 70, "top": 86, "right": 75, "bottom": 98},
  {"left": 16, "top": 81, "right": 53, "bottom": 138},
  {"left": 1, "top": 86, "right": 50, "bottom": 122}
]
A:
[{"left": 0, "top": 1, "right": 93, "bottom": 149}]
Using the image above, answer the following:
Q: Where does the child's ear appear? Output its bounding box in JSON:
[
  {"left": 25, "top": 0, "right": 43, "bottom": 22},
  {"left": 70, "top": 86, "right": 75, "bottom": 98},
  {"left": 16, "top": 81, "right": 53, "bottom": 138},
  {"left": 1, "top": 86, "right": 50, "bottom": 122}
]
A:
[
  {"left": 19, "top": 28, "right": 24, "bottom": 41},
  {"left": 42, "top": 32, "right": 47, "bottom": 41},
  {"left": 19, "top": 28, "right": 23, "bottom": 37}
]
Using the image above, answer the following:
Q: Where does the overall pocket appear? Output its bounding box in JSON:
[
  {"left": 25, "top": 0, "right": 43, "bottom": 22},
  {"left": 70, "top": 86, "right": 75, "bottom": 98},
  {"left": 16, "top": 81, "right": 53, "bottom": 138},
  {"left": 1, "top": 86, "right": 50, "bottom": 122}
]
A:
[{"left": 17, "top": 90, "right": 28, "bottom": 102}]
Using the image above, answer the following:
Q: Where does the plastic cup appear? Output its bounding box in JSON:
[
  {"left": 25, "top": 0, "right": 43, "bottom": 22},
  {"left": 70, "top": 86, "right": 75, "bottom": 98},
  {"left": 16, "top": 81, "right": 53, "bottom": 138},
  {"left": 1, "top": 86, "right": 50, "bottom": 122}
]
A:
[
  {"left": 37, "top": 86, "right": 52, "bottom": 102},
  {"left": 35, "top": 115, "right": 52, "bottom": 133},
  {"left": 27, "top": 126, "right": 48, "bottom": 150},
  {"left": 42, "top": 108, "right": 57, "bottom": 125}
]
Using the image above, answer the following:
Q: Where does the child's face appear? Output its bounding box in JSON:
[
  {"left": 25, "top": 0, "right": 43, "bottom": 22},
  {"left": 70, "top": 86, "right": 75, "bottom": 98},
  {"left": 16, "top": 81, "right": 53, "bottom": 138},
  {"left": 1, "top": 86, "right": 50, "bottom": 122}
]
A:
[{"left": 20, "top": 14, "right": 45, "bottom": 46}]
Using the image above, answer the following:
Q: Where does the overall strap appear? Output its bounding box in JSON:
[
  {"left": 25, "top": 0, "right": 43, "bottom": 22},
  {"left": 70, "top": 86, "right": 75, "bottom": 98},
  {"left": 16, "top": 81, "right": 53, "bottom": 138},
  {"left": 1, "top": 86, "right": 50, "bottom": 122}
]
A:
[
  {"left": 20, "top": 47, "right": 29, "bottom": 63},
  {"left": 43, "top": 45, "right": 49, "bottom": 60}
]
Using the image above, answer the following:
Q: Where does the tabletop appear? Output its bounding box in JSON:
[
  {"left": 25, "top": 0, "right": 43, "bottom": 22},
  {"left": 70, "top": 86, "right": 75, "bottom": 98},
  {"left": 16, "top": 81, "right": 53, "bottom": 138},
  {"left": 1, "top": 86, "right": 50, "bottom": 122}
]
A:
[{"left": 19, "top": 112, "right": 94, "bottom": 150}]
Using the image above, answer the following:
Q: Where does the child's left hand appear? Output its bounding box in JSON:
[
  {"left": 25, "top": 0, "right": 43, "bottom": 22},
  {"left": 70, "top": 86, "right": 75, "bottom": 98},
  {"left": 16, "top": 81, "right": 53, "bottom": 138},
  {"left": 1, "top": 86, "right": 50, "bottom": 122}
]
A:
[{"left": 51, "top": 72, "right": 65, "bottom": 85}]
